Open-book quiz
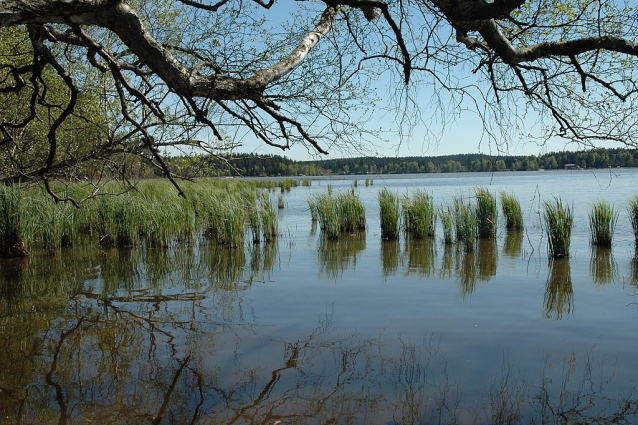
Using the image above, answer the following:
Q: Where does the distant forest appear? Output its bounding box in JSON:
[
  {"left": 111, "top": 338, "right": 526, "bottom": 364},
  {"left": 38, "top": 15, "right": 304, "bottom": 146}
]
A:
[{"left": 164, "top": 147, "right": 638, "bottom": 178}]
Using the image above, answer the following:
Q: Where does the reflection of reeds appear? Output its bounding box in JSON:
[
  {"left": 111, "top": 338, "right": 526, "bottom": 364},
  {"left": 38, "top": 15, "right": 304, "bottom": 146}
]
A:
[
  {"left": 475, "top": 187, "right": 497, "bottom": 239},
  {"left": 459, "top": 251, "right": 477, "bottom": 296},
  {"left": 381, "top": 240, "right": 400, "bottom": 277},
  {"left": 503, "top": 230, "right": 523, "bottom": 258},
  {"left": 405, "top": 239, "right": 436, "bottom": 277},
  {"left": 631, "top": 249, "right": 638, "bottom": 287},
  {"left": 543, "top": 197, "right": 573, "bottom": 259},
  {"left": 544, "top": 259, "right": 574, "bottom": 319},
  {"left": 476, "top": 239, "right": 498, "bottom": 281},
  {"left": 379, "top": 188, "right": 400, "bottom": 240},
  {"left": 589, "top": 246, "right": 618, "bottom": 284},
  {"left": 439, "top": 243, "right": 455, "bottom": 279},
  {"left": 403, "top": 189, "right": 436, "bottom": 239},
  {"left": 589, "top": 200, "right": 617, "bottom": 247},
  {"left": 318, "top": 231, "right": 366, "bottom": 278},
  {"left": 500, "top": 191, "right": 523, "bottom": 230}
]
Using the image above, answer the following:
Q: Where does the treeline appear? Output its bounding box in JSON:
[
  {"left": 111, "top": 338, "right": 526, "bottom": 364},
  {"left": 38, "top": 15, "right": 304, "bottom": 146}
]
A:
[{"left": 163, "top": 148, "right": 638, "bottom": 178}]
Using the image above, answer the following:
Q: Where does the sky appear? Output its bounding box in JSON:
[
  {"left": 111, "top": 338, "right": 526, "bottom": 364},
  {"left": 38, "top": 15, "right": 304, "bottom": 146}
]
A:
[{"left": 215, "top": 1, "right": 626, "bottom": 162}]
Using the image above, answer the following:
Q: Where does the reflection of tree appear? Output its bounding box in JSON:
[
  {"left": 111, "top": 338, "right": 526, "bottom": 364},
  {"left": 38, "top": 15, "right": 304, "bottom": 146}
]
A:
[
  {"left": 404, "top": 239, "right": 436, "bottom": 277},
  {"left": 381, "top": 240, "right": 400, "bottom": 278},
  {"left": 503, "top": 230, "right": 523, "bottom": 259},
  {"left": 318, "top": 231, "right": 366, "bottom": 279},
  {"left": 477, "top": 239, "right": 498, "bottom": 281},
  {"left": 544, "top": 259, "right": 574, "bottom": 320},
  {"left": 590, "top": 246, "right": 618, "bottom": 285}
]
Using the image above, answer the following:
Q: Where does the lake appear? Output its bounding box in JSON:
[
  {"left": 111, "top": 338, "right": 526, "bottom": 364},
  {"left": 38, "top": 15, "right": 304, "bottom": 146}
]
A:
[{"left": 2, "top": 169, "right": 638, "bottom": 424}]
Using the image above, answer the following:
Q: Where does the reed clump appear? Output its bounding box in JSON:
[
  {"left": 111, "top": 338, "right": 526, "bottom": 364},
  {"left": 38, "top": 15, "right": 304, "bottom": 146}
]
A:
[
  {"left": 379, "top": 188, "right": 400, "bottom": 240},
  {"left": 439, "top": 206, "right": 454, "bottom": 245},
  {"left": 589, "top": 200, "right": 617, "bottom": 247},
  {"left": 315, "top": 190, "right": 366, "bottom": 239},
  {"left": 0, "top": 185, "right": 35, "bottom": 257},
  {"left": 543, "top": 197, "right": 574, "bottom": 259},
  {"left": 500, "top": 191, "right": 523, "bottom": 230},
  {"left": 474, "top": 187, "right": 497, "bottom": 239},
  {"left": 454, "top": 196, "right": 478, "bottom": 252},
  {"left": 403, "top": 189, "right": 436, "bottom": 239}
]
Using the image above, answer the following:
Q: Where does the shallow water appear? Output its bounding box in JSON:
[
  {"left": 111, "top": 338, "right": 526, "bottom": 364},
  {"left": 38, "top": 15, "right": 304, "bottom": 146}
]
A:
[{"left": 2, "top": 169, "right": 638, "bottom": 424}]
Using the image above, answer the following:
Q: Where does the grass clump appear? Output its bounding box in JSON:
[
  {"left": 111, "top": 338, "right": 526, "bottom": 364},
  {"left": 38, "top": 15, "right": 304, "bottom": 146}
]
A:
[
  {"left": 0, "top": 185, "right": 35, "bottom": 257},
  {"left": 439, "top": 206, "right": 454, "bottom": 245},
  {"left": 589, "top": 200, "right": 617, "bottom": 247},
  {"left": 403, "top": 189, "right": 436, "bottom": 239},
  {"left": 379, "top": 188, "right": 400, "bottom": 240},
  {"left": 316, "top": 190, "right": 366, "bottom": 239},
  {"left": 543, "top": 197, "right": 574, "bottom": 259},
  {"left": 454, "top": 196, "right": 478, "bottom": 252},
  {"left": 474, "top": 187, "right": 497, "bottom": 239},
  {"left": 500, "top": 191, "right": 523, "bottom": 230}
]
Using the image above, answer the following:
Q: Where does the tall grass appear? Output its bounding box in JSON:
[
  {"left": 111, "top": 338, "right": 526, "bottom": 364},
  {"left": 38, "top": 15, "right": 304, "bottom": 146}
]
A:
[
  {"left": 589, "top": 200, "right": 618, "bottom": 247},
  {"left": 440, "top": 206, "right": 454, "bottom": 245},
  {"left": 543, "top": 197, "right": 574, "bottom": 259},
  {"left": 403, "top": 189, "right": 436, "bottom": 239},
  {"left": 455, "top": 197, "right": 477, "bottom": 252},
  {"left": 475, "top": 187, "right": 497, "bottom": 239},
  {"left": 0, "top": 185, "right": 35, "bottom": 257},
  {"left": 627, "top": 196, "right": 638, "bottom": 246},
  {"left": 379, "top": 188, "right": 400, "bottom": 240},
  {"left": 500, "top": 191, "right": 523, "bottom": 230},
  {"left": 316, "top": 190, "right": 366, "bottom": 239}
]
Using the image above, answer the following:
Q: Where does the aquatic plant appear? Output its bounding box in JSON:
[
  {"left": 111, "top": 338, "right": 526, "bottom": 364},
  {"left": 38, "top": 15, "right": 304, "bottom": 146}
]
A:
[
  {"left": 475, "top": 187, "right": 497, "bottom": 239},
  {"left": 543, "top": 197, "right": 574, "bottom": 259},
  {"left": 0, "top": 185, "right": 35, "bottom": 257},
  {"left": 307, "top": 196, "right": 319, "bottom": 222},
  {"left": 500, "top": 191, "right": 523, "bottom": 230},
  {"left": 589, "top": 200, "right": 617, "bottom": 247},
  {"left": 337, "top": 190, "right": 366, "bottom": 233},
  {"left": 403, "top": 189, "right": 436, "bottom": 239},
  {"left": 278, "top": 194, "right": 285, "bottom": 210},
  {"left": 440, "top": 206, "right": 454, "bottom": 245},
  {"left": 316, "top": 190, "right": 366, "bottom": 239},
  {"left": 259, "top": 193, "right": 278, "bottom": 242},
  {"left": 379, "top": 188, "right": 400, "bottom": 240},
  {"left": 455, "top": 197, "right": 477, "bottom": 252}
]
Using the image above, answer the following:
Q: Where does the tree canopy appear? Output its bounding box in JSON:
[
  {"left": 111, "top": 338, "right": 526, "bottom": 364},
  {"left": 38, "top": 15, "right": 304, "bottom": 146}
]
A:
[{"left": 1, "top": 0, "right": 637, "bottom": 200}]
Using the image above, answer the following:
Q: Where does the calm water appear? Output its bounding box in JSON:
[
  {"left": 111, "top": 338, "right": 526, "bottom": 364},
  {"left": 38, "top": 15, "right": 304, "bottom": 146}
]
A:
[{"left": 2, "top": 169, "right": 638, "bottom": 424}]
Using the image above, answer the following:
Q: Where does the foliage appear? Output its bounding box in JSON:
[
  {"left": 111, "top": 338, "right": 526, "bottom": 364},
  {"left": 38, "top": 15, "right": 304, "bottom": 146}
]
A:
[
  {"left": 378, "top": 188, "right": 400, "bottom": 240},
  {"left": 474, "top": 187, "right": 497, "bottom": 239},
  {"left": 500, "top": 192, "right": 523, "bottom": 230},
  {"left": 403, "top": 189, "right": 436, "bottom": 239}
]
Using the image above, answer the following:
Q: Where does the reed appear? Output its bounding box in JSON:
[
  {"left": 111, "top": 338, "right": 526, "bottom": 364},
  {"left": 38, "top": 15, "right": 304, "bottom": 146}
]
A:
[
  {"left": 379, "top": 188, "right": 400, "bottom": 240},
  {"left": 500, "top": 191, "right": 523, "bottom": 230},
  {"left": 259, "top": 193, "right": 278, "bottom": 242},
  {"left": 0, "top": 185, "right": 35, "bottom": 257},
  {"left": 627, "top": 196, "right": 638, "bottom": 246},
  {"left": 337, "top": 190, "right": 366, "bottom": 233},
  {"left": 403, "top": 189, "right": 436, "bottom": 239},
  {"left": 307, "top": 196, "right": 319, "bottom": 222},
  {"left": 316, "top": 190, "right": 366, "bottom": 239},
  {"left": 474, "top": 187, "right": 497, "bottom": 239},
  {"left": 302, "top": 179, "right": 311, "bottom": 187},
  {"left": 246, "top": 192, "right": 262, "bottom": 243},
  {"left": 440, "top": 206, "right": 454, "bottom": 245},
  {"left": 543, "top": 197, "right": 574, "bottom": 259},
  {"left": 589, "top": 200, "right": 617, "bottom": 247},
  {"left": 455, "top": 198, "right": 477, "bottom": 252},
  {"left": 278, "top": 194, "right": 285, "bottom": 210}
]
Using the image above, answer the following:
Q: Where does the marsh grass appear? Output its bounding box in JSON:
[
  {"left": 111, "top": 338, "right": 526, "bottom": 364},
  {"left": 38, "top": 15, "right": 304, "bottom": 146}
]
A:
[
  {"left": 0, "top": 186, "right": 36, "bottom": 257},
  {"left": 475, "top": 187, "right": 497, "bottom": 239},
  {"left": 440, "top": 206, "right": 454, "bottom": 245},
  {"left": 316, "top": 190, "right": 366, "bottom": 239},
  {"left": 628, "top": 196, "right": 638, "bottom": 246},
  {"left": 454, "top": 196, "right": 477, "bottom": 252},
  {"left": 589, "top": 200, "right": 618, "bottom": 247},
  {"left": 403, "top": 189, "right": 436, "bottom": 239},
  {"left": 500, "top": 191, "right": 523, "bottom": 230},
  {"left": 379, "top": 188, "right": 400, "bottom": 240},
  {"left": 278, "top": 194, "right": 285, "bottom": 210},
  {"left": 543, "top": 197, "right": 574, "bottom": 259},
  {"left": 259, "top": 193, "right": 278, "bottom": 242}
]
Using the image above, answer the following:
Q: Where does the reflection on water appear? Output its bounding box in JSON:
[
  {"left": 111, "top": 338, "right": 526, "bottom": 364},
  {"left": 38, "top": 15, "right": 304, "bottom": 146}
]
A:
[
  {"left": 381, "top": 240, "right": 400, "bottom": 278},
  {"left": 477, "top": 239, "right": 498, "bottom": 281},
  {"left": 590, "top": 246, "right": 618, "bottom": 284},
  {"left": 544, "top": 259, "right": 574, "bottom": 320},
  {"left": 404, "top": 238, "right": 436, "bottom": 277},
  {"left": 318, "top": 231, "right": 366, "bottom": 279},
  {"left": 459, "top": 251, "right": 477, "bottom": 296},
  {"left": 503, "top": 229, "right": 523, "bottom": 258},
  {"left": 439, "top": 243, "right": 455, "bottom": 279},
  {"left": 632, "top": 250, "right": 638, "bottom": 287}
]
